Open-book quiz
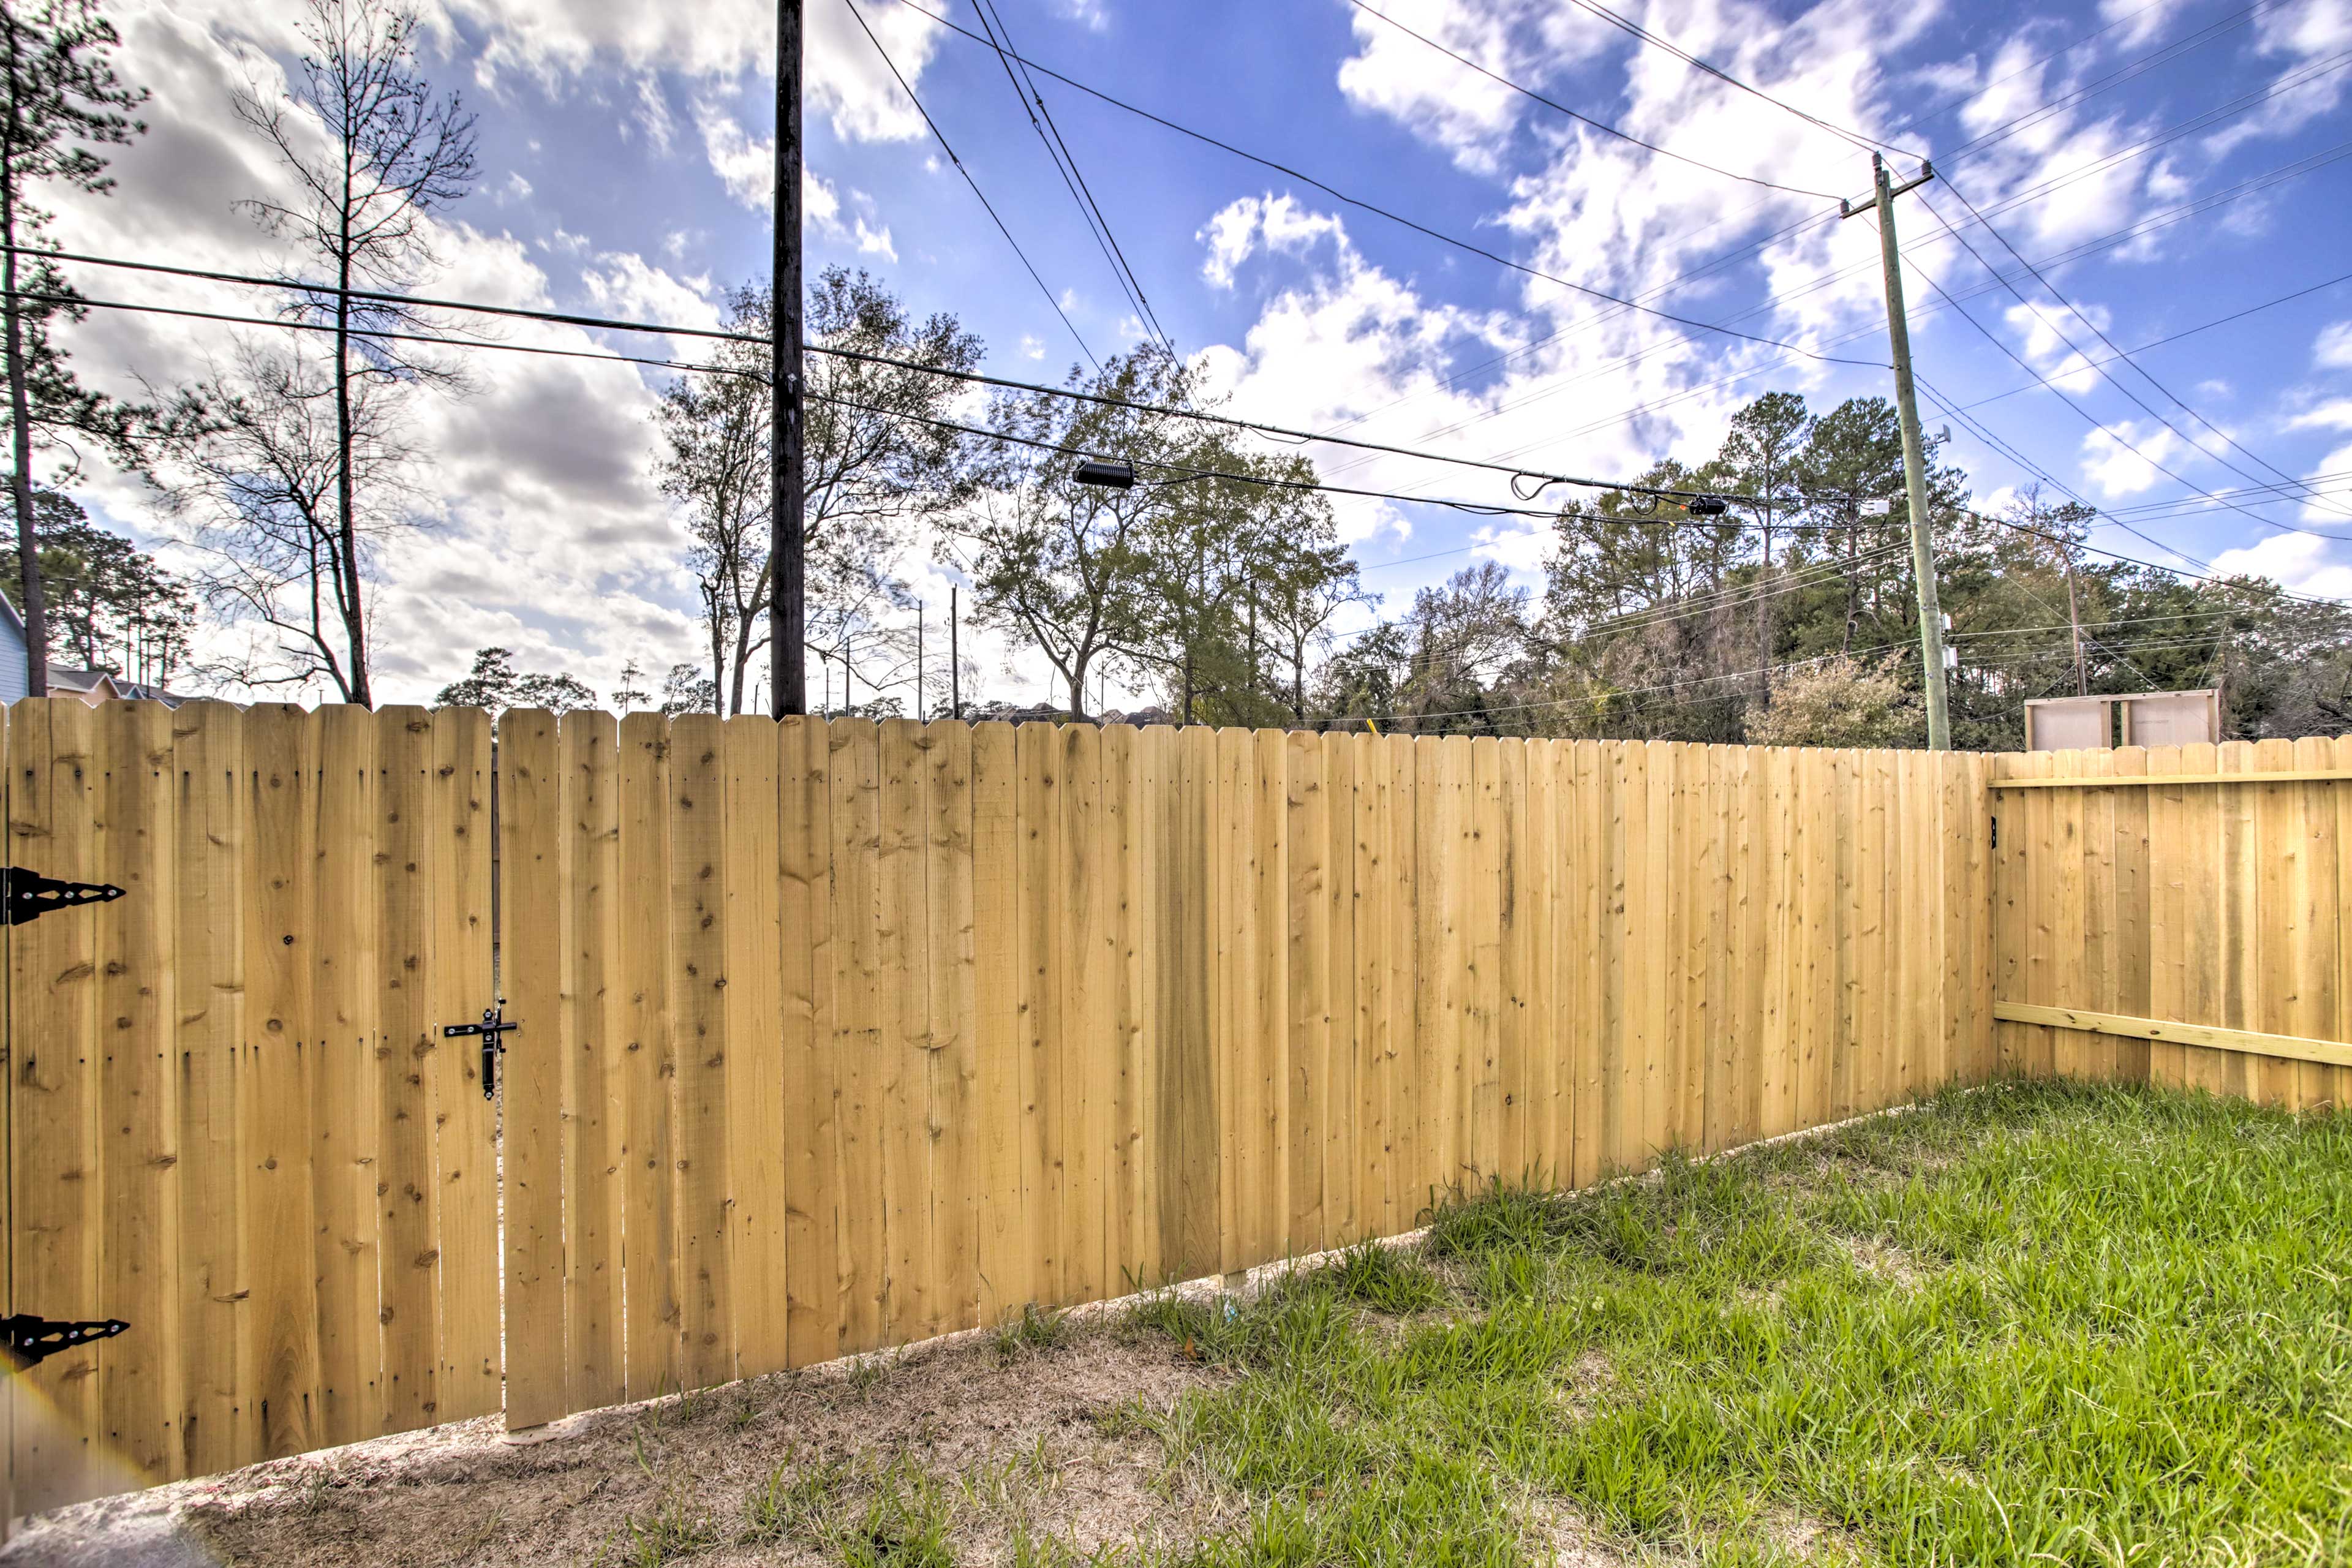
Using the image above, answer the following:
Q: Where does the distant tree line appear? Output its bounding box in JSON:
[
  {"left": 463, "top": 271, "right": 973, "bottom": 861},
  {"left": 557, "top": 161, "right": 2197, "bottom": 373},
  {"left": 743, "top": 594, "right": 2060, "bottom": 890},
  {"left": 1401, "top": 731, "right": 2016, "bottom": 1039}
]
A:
[{"left": 2, "top": 0, "right": 2344, "bottom": 748}]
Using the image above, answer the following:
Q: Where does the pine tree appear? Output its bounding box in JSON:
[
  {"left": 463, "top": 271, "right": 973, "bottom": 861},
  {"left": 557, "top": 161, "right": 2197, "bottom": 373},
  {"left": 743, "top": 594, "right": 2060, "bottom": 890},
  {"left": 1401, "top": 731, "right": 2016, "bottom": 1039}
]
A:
[{"left": 0, "top": 0, "right": 145, "bottom": 695}]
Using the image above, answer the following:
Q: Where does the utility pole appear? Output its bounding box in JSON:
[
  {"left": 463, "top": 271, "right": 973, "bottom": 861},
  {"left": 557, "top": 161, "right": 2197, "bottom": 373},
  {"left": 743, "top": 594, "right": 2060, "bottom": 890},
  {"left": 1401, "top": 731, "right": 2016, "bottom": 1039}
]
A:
[
  {"left": 949, "top": 584, "right": 961, "bottom": 720},
  {"left": 916, "top": 601, "right": 925, "bottom": 722},
  {"left": 1842, "top": 153, "right": 1953, "bottom": 751},
  {"left": 2062, "top": 546, "right": 2088, "bottom": 696},
  {"left": 771, "top": 0, "right": 807, "bottom": 717}
]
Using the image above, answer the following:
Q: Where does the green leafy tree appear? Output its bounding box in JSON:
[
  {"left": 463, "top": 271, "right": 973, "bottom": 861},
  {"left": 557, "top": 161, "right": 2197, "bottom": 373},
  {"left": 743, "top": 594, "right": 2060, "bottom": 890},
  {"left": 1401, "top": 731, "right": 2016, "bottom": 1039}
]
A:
[
  {"left": 433, "top": 646, "right": 595, "bottom": 712},
  {"left": 1, "top": 0, "right": 145, "bottom": 695},
  {"left": 659, "top": 268, "right": 979, "bottom": 715},
  {"left": 1709, "top": 391, "right": 1811, "bottom": 703},
  {"left": 3, "top": 486, "right": 192, "bottom": 680},
  {"left": 953, "top": 347, "right": 1192, "bottom": 720}
]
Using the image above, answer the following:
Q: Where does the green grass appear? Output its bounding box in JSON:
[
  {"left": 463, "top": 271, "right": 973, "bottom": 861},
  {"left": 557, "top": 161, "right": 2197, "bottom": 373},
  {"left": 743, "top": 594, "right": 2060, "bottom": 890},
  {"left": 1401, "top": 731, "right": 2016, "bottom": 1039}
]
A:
[{"left": 1126, "top": 1080, "right": 2352, "bottom": 1567}]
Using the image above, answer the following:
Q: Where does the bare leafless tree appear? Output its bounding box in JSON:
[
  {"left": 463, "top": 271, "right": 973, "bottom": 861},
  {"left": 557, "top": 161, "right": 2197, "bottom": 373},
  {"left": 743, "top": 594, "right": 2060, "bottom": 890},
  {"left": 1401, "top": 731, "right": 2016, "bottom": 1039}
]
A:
[
  {"left": 230, "top": 0, "right": 473, "bottom": 705},
  {"left": 149, "top": 339, "right": 420, "bottom": 698}
]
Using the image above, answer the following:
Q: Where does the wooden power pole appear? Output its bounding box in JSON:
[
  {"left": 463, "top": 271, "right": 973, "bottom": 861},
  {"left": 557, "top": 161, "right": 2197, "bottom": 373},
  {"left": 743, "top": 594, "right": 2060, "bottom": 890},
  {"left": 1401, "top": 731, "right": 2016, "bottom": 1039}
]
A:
[
  {"left": 1842, "top": 153, "right": 1953, "bottom": 751},
  {"left": 772, "top": 0, "right": 807, "bottom": 716}
]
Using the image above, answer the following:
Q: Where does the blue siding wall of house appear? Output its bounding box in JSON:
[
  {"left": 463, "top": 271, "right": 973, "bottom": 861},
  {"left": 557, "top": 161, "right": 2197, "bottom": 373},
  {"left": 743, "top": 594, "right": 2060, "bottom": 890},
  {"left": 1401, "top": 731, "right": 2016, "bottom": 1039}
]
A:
[{"left": 0, "top": 602, "right": 27, "bottom": 703}]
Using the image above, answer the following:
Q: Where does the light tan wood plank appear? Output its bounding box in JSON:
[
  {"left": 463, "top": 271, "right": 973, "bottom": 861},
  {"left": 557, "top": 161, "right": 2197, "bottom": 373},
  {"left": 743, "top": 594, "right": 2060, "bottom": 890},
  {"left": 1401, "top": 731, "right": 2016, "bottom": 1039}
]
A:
[{"left": 497, "top": 709, "right": 567, "bottom": 1428}]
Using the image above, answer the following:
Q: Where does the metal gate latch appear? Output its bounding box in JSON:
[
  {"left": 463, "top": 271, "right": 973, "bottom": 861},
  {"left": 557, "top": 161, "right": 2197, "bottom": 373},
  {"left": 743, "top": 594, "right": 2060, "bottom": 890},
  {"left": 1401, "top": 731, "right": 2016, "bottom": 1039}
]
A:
[
  {"left": 443, "top": 1001, "right": 519, "bottom": 1101},
  {"left": 1, "top": 867, "right": 126, "bottom": 926},
  {"left": 2, "top": 1313, "right": 129, "bottom": 1368}
]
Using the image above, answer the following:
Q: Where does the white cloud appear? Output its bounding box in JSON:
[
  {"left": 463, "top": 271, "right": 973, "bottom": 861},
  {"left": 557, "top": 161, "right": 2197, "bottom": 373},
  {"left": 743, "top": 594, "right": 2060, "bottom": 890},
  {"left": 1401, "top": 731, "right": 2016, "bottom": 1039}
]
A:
[
  {"left": 2286, "top": 399, "right": 2352, "bottom": 432},
  {"left": 2080, "top": 421, "right": 2186, "bottom": 497},
  {"left": 497, "top": 170, "right": 533, "bottom": 205},
  {"left": 1197, "top": 194, "right": 1344, "bottom": 288},
  {"left": 436, "top": 0, "right": 941, "bottom": 142},
  {"left": 2003, "top": 298, "right": 2105, "bottom": 396},
  {"left": 2207, "top": 531, "right": 2352, "bottom": 597},
  {"left": 2315, "top": 320, "right": 2352, "bottom": 370},
  {"left": 2099, "top": 0, "right": 2193, "bottom": 49},
  {"left": 1049, "top": 0, "right": 1113, "bottom": 30},
  {"left": 1018, "top": 334, "right": 1046, "bottom": 361}
]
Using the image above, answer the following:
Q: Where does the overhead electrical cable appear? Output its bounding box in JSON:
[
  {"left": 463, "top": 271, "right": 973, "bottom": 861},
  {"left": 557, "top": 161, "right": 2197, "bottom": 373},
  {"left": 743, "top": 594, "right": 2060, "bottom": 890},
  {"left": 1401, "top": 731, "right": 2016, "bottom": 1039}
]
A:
[
  {"left": 969, "top": 0, "right": 1172, "bottom": 355},
  {"left": 1342, "top": 0, "right": 1845, "bottom": 199},
  {"left": 982, "top": 0, "right": 1174, "bottom": 353},
  {"left": 1930, "top": 175, "right": 2352, "bottom": 519},
  {"left": 1553, "top": 0, "right": 1909, "bottom": 157},
  {"left": 25, "top": 244, "right": 1841, "bottom": 513},
  {"left": 1315, "top": 138, "right": 2352, "bottom": 494},
  {"left": 3, "top": 287, "right": 757, "bottom": 381},
  {"left": 1915, "top": 187, "right": 2352, "bottom": 528},
  {"left": 842, "top": 0, "right": 1103, "bottom": 374},
  {"left": 886, "top": 0, "right": 1884, "bottom": 367},
  {"left": 1938, "top": 5, "right": 2258, "bottom": 163},
  {"left": 1880, "top": 225, "right": 2352, "bottom": 543},
  {"left": 1948, "top": 265, "right": 2352, "bottom": 417}
]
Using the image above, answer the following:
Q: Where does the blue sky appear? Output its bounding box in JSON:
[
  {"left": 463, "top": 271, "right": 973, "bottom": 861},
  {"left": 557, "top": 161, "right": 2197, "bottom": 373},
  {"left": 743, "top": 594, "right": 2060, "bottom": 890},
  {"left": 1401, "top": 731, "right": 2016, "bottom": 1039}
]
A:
[{"left": 47, "top": 0, "right": 2352, "bottom": 706}]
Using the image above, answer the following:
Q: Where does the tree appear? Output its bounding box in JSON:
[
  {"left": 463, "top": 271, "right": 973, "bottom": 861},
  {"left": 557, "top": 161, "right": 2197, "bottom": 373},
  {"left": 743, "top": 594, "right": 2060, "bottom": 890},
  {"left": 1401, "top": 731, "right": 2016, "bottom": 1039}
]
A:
[
  {"left": 952, "top": 347, "right": 1191, "bottom": 719},
  {"left": 151, "top": 339, "right": 417, "bottom": 698},
  {"left": 3, "top": 486, "right": 192, "bottom": 679},
  {"left": 658, "top": 268, "right": 981, "bottom": 715},
  {"left": 232, "top": 0, "right": 476, "bottom": 706},
  {"left": 1746, "top": 654, "right": 1923, "bottom": 748},
  {"left": 1257, "top": 538, "right": 1363, "bottom": 723},
  {"left": 433, "top": 645, "right": 596, "bottom": 712},
  {"left": 659, "top": 662, "right": 716, "bottom": 716},
  {"left": 1710, "top": 392, "right": 1810, "bottom": 704},
  {"left": 611, "top": 658, "right": 652, "bottom": 712},
  {"left": 1, "top": 0, "right": 145, "bottom": 695}
]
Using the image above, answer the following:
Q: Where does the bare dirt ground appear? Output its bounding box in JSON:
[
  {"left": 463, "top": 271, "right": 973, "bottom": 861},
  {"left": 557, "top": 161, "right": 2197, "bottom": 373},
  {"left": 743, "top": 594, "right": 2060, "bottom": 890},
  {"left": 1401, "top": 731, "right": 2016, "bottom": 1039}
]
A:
[{"left": 0, "top": 1311, "right": 1231, "bottom": 1568}]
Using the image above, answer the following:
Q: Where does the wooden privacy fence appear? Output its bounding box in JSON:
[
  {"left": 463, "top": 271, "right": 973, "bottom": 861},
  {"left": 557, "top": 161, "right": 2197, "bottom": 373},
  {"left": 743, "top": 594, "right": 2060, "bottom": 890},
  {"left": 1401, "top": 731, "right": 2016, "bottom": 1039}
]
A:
[
  {"left": 5, "top": 699, "right": 2003, "bottom": 1515},
  {"left": 1991, "top": 737, "right": 2352, "bottom": 1111},
  {"left": 491, "top": 715, "right": 1997, "bottom": 1433}
]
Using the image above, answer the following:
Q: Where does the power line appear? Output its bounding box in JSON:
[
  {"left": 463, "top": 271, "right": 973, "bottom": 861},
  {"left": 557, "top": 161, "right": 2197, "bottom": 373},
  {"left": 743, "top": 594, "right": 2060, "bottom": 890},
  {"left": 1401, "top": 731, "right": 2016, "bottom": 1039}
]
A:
[
  {"left": 1890, "top": 233, "right": 2352, "bottom": 543},
  {"left": 968, "top": 0, "right": 1171, "bottom": 355},
  {"left": 1316, "top": 135, "right": 2352, "bottom": 497},
  {"left": 31, "top": 243, "right": 1849, "bottom": 511},
  {"left": 842, "top": 0, "right": 1102, "bottom": 375},
  {"left": 1554, "top": 0, "right": 1911, "bottom": 159},
  {"left": 1940, "top": 5, "right": 2258, "bottom": 164},
  {"left": 33, "top": 258, "right": 2348, "bottom": 609},
  {"left": 888, "top": 0, "right": 1886, "bottom": 368},
  {"left": 1320, "top": 0, "right": 2304, "bottom": 458},
  {"left": 1930, "top": 175, "right": 2352, "bottom": 520},
  {"left": 8, "top": 287, "right": 759, "bottom": 380},
  {"left": 1342, "top": 0, "right": 1844, "bottom": 200},
  {"left": 1945, "top": 265, "right": 2352, "bottom": 418}
]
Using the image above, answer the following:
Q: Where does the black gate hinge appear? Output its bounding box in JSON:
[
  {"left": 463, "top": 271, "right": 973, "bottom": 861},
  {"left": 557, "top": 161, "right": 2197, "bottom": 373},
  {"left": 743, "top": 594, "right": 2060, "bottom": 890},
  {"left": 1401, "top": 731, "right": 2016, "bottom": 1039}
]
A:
[
  {"left": 2, "top": 1313, "right": 128, "bottom": 1367},
  {"left": 443, "top": 1000, "right": 519, "bottom": 1101},
  {"left": 1, "top": 866, "right": 126, "bottom": 926}
]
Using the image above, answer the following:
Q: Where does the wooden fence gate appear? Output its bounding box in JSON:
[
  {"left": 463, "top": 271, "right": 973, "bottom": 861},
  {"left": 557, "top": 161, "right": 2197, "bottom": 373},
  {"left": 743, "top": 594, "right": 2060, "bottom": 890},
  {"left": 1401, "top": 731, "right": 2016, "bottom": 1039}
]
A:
[
  {"left": 1989, "top": 737, "right": 2352, "bottom": 1109},
  {"left": 2, "top": 701, "right": 503, "bottom": 1519}
]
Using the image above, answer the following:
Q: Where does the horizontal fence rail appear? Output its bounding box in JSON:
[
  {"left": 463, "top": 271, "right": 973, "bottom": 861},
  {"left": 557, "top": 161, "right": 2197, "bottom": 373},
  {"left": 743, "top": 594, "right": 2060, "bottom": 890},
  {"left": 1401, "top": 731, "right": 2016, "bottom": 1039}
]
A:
[{"left": 1991, "top": 737, "right": 2352, "bottom": 1110}]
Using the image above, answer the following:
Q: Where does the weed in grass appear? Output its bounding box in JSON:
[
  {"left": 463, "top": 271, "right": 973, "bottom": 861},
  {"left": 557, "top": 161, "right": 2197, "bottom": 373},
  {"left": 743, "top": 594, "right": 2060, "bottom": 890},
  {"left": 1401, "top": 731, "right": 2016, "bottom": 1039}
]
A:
[
  {"left": 742, "top": 1451, "right": 848, "bottom": 1545},
  {"left": 993, "top": 1302, "right": 1073, "bottom": 1365},
  {"left": 840, "top": 1462, "right": 957, "bottom": 1568},
  {"left": 1324, "top": 1239, "right": 1448, "bottom": 1315},
  {"left": 608, "top": 1492, "right": 718, "bottom": 1568}
]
